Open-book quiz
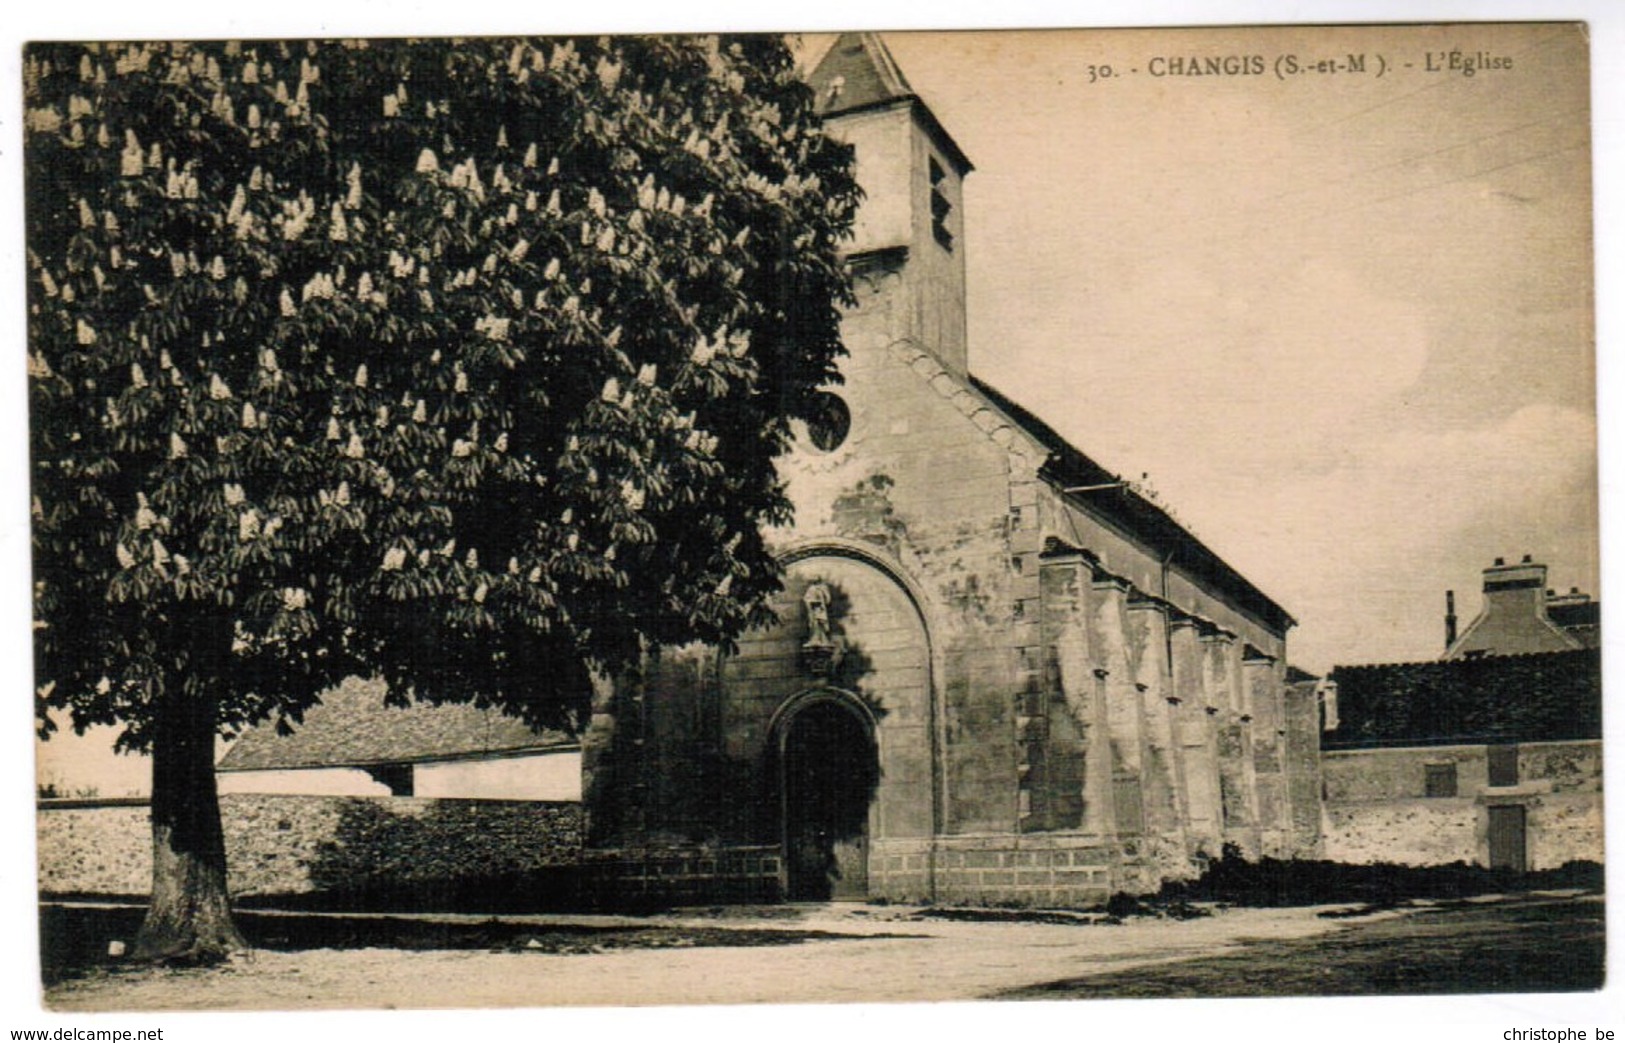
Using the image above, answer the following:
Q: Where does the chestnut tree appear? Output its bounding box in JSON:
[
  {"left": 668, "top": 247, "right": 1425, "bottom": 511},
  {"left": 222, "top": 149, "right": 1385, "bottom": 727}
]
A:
[{"left": 26, "top": 35, "right": 857, "bottom": 962}]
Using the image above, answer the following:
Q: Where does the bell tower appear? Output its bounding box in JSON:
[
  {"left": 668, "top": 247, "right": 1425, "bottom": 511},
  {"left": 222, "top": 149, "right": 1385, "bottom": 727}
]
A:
[{"left": 808, "top": 33, "right": 974, "bottom": 377}]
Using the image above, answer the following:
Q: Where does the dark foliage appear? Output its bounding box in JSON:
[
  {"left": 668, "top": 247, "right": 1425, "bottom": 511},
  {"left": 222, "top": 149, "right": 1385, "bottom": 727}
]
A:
[
  {"left": 1164, "top": 845, "right": 1604, "bottom": 908},
  {"left": 26, "top": 34, "right": 858, "bottom": 961},
  {"left": 1326, "top": 649, "right": 1600, "bottom": 748}
]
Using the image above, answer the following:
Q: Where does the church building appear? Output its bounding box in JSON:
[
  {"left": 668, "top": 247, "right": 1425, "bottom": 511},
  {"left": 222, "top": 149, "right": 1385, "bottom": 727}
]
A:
[{"left": 581, "top": 33, "right": 1322, "bottom": 907}]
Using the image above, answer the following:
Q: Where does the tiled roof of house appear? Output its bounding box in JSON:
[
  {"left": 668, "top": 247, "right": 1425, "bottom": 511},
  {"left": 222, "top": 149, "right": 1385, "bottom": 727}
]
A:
[
  {"left": 217, "top": 676, "right": 574, "bottom": 772},
  {"left": 1548, "top": 599, "right": 1601, "bottom": 647},
  {"left": 1324, "top": 648, "right": 1601, "bottom": 749},
  {"left": 970, "top": 376, "right": 1295, "bottom": 635}
]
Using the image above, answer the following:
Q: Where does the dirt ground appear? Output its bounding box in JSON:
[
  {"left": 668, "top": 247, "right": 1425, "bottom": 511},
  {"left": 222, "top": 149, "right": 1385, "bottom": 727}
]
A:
[
  {"left": 999, "top": 892, "right": 1605, "bottom": 997},
  {"left": 41, "top": 892, "right": 1600, "bottom": 1012}
]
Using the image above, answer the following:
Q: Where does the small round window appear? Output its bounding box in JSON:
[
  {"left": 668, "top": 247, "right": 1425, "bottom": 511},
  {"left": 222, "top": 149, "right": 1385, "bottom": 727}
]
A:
[{"left": 803, "top": 391, "right": 851, "bottom": 453}]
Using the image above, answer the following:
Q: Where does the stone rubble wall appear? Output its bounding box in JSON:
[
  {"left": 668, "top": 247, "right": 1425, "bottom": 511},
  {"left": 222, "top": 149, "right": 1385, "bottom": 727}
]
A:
[
  {"left": 1319, "top": 740, "right": 1602, "bottom": 870},
  {"left": 37, "top": 793, "right": 583, "bottom": 899}
]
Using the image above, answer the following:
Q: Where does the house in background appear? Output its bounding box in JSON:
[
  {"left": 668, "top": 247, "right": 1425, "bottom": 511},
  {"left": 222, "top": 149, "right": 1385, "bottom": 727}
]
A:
[
  {"left": 1320, "top": 556, "right": 1602, "bottom": 871},
  {"left": 217, "top": 676, "right": 580, "bottom": 801},
  {"left": 1444, "top": 553, "right": 1600, "bottom": 659}
]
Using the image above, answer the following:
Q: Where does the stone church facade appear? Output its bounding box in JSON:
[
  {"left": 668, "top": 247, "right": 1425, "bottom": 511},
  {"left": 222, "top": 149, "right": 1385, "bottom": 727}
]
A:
[{"left": 581, "top": 33, "right": 1321, "bottom": 907}]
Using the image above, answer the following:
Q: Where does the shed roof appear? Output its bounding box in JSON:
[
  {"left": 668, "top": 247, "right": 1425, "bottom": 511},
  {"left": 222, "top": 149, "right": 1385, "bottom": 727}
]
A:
[{"left": 217, "top": 677, "right": 574, "bottom": 772}]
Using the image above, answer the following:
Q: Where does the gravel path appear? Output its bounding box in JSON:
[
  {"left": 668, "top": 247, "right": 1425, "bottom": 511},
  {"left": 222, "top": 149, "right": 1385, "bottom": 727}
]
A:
[{"left": 45, "top": 901, "right": 1412, "bottom": 1011}]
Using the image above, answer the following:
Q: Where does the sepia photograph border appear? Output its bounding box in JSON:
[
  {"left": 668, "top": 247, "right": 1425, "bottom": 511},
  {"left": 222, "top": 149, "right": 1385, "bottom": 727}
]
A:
[{"left": 4, "top": 0, "right": 1622, "bottom": 1038}]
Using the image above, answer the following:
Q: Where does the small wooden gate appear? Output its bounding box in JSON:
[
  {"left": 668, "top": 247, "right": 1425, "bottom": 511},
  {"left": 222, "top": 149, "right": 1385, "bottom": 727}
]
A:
[{"left": 1487, "top": 804, "right": 1527, "bottom": 871}]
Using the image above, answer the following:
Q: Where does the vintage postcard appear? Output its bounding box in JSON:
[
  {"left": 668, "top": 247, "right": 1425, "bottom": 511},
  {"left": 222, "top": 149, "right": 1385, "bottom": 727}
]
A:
[{"left": 14, "top": 15, "right": 1610, "bottom": 1037}]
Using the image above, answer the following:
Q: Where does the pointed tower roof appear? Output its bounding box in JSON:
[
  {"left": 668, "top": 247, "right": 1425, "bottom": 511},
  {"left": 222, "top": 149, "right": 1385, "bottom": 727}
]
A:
[
  {"left": 808, "top": 32, "right": 971, "bottom": 174},
  {"left": 809, "top": 32, "right": 915, "bottom": 115}
]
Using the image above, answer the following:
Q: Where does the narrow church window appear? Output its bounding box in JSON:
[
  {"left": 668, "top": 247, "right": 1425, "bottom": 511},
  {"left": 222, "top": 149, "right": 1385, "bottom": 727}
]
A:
[
  {"left": 803, "top": 391, "right": 851, "bottom": 452},
  {"left": 1424, "top": 762, "right": 1457, "bottom": 798},
  {"left": 929, "top": 156, "right": 953, "bottom": 251}
]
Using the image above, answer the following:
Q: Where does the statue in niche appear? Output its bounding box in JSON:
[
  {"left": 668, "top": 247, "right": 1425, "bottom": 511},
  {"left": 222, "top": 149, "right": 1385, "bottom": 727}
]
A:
[
  {"left": 801, "top": 581, "right": 839, "bottom": 677},
  {"left": 803, "top": 582, "right": 833, "bottom": 647}
]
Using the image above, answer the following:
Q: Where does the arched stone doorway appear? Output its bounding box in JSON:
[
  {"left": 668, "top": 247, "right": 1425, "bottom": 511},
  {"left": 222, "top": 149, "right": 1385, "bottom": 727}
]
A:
[{"left": 775, "top": 690, "right": 879, "bottom": 900}]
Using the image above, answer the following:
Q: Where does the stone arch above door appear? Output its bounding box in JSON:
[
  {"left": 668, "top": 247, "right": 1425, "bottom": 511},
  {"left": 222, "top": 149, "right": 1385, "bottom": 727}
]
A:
[{"left": 721, "top": 549, "right": 936, "bottom": 842}]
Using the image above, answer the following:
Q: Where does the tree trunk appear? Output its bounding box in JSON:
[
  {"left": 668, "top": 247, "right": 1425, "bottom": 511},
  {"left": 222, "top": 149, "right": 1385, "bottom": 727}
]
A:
[{"left": 134, "top": 683, "right": 246, "bottom": 964}]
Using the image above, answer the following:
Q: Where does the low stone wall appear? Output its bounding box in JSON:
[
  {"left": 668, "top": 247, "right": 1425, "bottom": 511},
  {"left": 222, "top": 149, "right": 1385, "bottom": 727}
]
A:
[
  {"left": 1527, "top": 794, "right": 1606, "bottom": 870},
  {"left": 38, "top": 794, "right": 584, "bottom": 902},
  {"left": 1320, "top": 792, "right": 1604, "bottom": 871},
  {"left": 36, "top": 799, "right": 151, "bottom": 897},
  {"left": 1319, "top": 740, "right": 1603, "bottom": 871},
  {"left": 1320, "top": 799, "right": 1480, "bottom": 866}
]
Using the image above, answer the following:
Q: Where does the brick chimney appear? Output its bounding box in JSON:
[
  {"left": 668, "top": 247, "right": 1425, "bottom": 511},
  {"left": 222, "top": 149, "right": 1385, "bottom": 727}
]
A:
[{"left": 1444, "top": 554, "right": 1579, "bottom": 659}]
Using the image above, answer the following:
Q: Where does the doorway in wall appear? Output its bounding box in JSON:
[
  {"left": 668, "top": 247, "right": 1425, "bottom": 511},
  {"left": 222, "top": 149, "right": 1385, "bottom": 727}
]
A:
[
  {"left": 780, "top": 696, "right": 878, "bottom": 900},
  {"left": 1488, "top": 804, "right": 1527, "bottom": 871}
]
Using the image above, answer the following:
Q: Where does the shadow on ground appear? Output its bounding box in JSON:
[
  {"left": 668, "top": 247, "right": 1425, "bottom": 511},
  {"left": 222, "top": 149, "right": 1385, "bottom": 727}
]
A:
[
  {"left": 1165, "top": 849, "right": 1603, "bottom": 908},
  {"left": 38, "top": 905, "right": 904, "bottom": 987},
  {"left": 996, "top": 893, "right": 1605, "bottom": 999}
]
